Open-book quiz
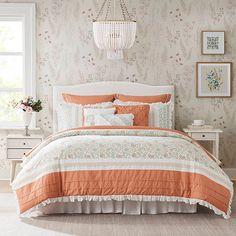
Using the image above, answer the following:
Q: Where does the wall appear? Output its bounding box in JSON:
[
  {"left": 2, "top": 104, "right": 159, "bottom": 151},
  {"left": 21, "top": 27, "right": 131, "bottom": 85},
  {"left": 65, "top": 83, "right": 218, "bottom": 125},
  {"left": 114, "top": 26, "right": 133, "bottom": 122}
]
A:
[{"left": 0, "top": 0, "right": 236, "bottom": 179}]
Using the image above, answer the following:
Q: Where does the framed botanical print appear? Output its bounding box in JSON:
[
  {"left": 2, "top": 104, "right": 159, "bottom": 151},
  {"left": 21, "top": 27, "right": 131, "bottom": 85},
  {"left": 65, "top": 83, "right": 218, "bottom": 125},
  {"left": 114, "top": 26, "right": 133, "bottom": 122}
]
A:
[
  {"left": 201, "top": 31, "right": 225, "bottom": 55},
  {"left": 196, "top": 62, "right": 232, "bottom": 98}
]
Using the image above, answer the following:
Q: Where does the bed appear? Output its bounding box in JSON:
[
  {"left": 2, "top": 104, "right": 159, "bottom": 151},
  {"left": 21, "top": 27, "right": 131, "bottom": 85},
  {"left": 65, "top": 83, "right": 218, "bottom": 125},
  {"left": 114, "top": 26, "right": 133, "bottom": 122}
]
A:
[{"left": 12, "top": 82, "right": 233, "bottom": 218}]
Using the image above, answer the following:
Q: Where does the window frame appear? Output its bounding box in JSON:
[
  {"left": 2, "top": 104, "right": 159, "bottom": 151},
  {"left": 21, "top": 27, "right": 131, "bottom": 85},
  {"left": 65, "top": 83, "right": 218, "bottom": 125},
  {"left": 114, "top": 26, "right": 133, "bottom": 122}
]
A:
[{"left": 0, "top": 3, "right": 36, "bottom": 128}]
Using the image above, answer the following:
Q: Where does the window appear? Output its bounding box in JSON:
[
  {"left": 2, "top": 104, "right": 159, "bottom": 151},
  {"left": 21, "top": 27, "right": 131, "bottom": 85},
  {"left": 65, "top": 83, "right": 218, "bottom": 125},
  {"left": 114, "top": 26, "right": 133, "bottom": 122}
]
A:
[{"left": 0, "top": 3, "right": 35, "bottom": 128}]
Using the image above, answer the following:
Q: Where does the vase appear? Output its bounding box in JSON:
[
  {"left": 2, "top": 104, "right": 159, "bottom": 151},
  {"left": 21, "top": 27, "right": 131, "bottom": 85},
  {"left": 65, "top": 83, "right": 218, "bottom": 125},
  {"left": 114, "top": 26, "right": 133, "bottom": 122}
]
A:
[{"left": 23, "top": 112, "right": 32, "bottom": 136}]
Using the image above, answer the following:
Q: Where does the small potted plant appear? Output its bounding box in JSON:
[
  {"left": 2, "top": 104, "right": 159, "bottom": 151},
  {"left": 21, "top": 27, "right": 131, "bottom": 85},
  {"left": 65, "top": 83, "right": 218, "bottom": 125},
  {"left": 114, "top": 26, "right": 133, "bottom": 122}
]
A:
[{"left": 10, "top": 96, "right": 42, "bottom": 136}]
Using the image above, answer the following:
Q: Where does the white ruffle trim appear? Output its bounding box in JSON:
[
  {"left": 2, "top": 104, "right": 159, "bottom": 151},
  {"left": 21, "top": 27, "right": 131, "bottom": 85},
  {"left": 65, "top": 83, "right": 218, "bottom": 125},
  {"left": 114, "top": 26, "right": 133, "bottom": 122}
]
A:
[{"left": 19, "top": 195, "right": 232, "bottom": 219}]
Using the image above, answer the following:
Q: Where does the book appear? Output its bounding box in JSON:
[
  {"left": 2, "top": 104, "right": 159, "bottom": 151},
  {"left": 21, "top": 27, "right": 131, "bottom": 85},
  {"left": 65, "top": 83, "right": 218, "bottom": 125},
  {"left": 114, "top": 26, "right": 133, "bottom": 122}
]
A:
[{"left": 187, "top": 125, "right": 214, "bottom": 130}]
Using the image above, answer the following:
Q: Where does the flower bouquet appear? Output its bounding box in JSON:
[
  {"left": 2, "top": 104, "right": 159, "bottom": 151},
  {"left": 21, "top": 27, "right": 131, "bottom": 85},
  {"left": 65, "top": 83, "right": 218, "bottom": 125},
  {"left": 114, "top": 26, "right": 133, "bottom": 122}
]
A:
[{"left": 10, "top": 97, "right": 42, "bottom": 136}]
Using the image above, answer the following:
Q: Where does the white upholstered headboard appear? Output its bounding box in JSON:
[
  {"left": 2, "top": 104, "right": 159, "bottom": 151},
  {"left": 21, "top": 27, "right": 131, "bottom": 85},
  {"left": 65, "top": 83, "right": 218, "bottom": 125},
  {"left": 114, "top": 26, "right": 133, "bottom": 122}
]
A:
[{"left": 53, "top": 82, "right": 175, "bottom": 132}]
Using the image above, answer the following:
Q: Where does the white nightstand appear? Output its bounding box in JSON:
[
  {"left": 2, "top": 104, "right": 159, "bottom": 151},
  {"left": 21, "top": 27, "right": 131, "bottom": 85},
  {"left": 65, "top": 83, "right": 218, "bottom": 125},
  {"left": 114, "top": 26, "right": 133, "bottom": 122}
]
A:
[
  {"left": 7, "top": 134, "right": 43, "bottom": 183},
  {"left": 183, "top": 128, "right": 222, "bottom": 160}
]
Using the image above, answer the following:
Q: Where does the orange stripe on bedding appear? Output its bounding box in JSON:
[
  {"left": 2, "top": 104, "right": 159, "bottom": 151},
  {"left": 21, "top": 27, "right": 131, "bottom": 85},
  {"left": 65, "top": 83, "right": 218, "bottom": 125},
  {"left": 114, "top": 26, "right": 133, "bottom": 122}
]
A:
[{"left": 16, "top": 169, "right": 230, "bottom": 214}]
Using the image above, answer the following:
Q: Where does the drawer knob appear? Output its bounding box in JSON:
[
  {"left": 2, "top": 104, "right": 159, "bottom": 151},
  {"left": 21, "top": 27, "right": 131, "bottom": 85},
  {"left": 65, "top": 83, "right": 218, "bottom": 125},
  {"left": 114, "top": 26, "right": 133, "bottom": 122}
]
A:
[
  {"left": 202, "top": 134, "right": 205, "bottom": 137},
  {"left": 23, "top": 142, "right": 26, "bottom": 145}
]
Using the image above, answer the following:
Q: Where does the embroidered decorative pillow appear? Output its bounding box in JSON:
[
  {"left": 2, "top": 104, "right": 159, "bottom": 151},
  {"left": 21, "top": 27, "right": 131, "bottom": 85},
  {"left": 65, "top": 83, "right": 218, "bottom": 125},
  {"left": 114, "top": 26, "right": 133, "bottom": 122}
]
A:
[
  {"left": 83, "top": 107, "right": 116, "bottom": 126},
  {"left": 114, "top": 105, "right": 150, "bottom": 126},
  {"left": 94, "top": 114, "right": 134, "bottom": 126},
  {"left": 115, "top": 94, "right": 171, "bottom": 103}
]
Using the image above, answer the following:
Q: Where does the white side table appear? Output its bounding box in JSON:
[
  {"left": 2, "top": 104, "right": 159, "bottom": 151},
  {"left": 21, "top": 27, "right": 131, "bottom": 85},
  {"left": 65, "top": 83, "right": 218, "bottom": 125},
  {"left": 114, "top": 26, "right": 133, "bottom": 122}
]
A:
[
  {"left": 6, "top": 134, "right": 43, "bottom": 183},
  {"left": 183, "top": 128, "right": 222, "bottom": 160}
]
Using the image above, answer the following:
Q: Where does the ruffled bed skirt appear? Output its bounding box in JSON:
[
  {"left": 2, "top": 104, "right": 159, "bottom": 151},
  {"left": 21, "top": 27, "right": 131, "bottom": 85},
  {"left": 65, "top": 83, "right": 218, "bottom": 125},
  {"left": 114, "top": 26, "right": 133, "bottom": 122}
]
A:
[{"left": 30, "top": 200, "right": 197, "bottom": 217}]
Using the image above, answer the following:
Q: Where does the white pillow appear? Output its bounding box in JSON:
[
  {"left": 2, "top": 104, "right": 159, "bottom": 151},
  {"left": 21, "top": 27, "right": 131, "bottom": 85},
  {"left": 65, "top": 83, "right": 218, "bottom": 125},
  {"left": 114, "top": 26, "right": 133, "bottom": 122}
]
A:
[
  {"left": 83, "top": 107, "right": 116, "bottom": 126},
  {"left": 113, "top": 99, "right": 172, "bottom": 129},
  {"left": 94, "top": 114, "right": 134, "bottom": 126},
  {"left": 56, "top": 102, "right": 113, "bottom": 132},
  {"left": 57, "top": 103, "right": 79, "bottom": 131}
]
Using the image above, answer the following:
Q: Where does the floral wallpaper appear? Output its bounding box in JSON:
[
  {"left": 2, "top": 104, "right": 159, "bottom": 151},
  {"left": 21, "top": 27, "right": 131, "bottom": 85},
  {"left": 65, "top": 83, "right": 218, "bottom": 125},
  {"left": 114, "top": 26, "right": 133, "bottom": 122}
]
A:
[{"left": 0, "top": 0, "right": 236, "bottom": 179}]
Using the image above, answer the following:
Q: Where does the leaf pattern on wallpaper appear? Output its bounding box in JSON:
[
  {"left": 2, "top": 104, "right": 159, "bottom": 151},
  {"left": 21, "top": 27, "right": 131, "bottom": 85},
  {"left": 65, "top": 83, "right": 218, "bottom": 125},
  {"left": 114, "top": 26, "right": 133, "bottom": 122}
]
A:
[{"left": 0, "top": 0, "right": 236, "bottom": 176}]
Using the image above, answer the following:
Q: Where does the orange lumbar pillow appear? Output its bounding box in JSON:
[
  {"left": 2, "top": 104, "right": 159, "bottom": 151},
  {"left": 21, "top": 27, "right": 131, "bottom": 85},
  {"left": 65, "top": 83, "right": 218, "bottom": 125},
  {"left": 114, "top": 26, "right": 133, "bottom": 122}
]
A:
[
  {"left": 115, "top": 94, "right": 171, "bottom": 103},
  {"left": 62, "top": 93, "right": 115, "bottom": 105},
  {"left": 114, "top": 104, "right": 150, "bottom": 126}
]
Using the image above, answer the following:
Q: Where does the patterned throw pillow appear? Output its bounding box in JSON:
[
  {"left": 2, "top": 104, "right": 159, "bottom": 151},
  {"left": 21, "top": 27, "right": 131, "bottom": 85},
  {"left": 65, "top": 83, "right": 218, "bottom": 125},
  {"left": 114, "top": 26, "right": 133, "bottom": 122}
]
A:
[
  {"left": 94, "top": 114, "right": 134, "bottom": 126},
  {"left": 114, "top": 105, "right": 150, "bottom": 126},
  {"left": 83, "top": 107, "right": 116, "bottom": 126}
]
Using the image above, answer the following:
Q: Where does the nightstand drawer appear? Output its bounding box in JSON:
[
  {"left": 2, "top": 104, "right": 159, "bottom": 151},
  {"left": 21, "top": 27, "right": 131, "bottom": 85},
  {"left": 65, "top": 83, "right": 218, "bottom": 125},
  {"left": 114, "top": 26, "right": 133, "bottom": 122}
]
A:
[
  {"left": 7, "top": 148, "right": 31, "bottom": 159},
  {"left": 191, "top": 132, "right": 216, "bottom": 140},
  {"left": 7, "top": 138, "right": 41, "bottom": 148}
]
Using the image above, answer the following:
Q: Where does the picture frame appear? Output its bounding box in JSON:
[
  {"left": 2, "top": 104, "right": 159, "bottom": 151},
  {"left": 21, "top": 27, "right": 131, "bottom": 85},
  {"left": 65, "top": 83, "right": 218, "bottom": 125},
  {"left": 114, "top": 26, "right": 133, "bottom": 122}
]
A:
[
  {"left": 196, "top": 62, "right": 232, "bottom": 98},
  {"left": 201, "top": 31, "right": 225, "bottom": 55}
]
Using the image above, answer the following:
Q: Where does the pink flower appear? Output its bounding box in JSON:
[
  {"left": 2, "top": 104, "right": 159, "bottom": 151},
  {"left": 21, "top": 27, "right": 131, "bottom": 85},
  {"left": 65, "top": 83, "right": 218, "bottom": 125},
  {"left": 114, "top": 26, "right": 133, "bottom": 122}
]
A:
[
  {"left": 25, "top": 106, "right": 33, "bottom": 112},
  {"left": 19, "top": 104, "right": 26, "bottom": 110}
]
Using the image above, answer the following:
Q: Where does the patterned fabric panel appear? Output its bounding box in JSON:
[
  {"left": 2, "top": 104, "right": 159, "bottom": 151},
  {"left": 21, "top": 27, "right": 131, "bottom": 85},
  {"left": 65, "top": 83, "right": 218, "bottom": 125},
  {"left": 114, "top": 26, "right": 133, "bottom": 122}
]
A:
[
  {"left": 94, "top": 114, "right": 134, "bottom": 126},
  {"left": 159, "top": 103, "right": 170, "bottom": 128}
]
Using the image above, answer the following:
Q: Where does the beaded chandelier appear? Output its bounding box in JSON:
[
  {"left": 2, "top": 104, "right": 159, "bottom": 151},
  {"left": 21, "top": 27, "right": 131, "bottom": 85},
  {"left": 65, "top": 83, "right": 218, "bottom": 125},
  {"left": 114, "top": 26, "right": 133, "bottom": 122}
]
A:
[{"left": 93, "top": 0, "right": 136, "bottom": 59}]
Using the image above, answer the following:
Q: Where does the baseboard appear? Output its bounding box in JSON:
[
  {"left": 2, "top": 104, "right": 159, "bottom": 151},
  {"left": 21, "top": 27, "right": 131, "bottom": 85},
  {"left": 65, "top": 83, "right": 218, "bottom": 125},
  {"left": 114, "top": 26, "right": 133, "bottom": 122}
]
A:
[{"left": 223, "top": 168, "right": 236, "bottom": 181}]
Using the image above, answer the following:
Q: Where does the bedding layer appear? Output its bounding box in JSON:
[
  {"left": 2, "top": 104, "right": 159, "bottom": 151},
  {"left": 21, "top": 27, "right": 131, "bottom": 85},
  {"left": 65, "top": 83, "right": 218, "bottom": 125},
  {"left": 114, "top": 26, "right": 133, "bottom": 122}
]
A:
[
  {"left": 11, "top": 127, "right": 233, "bottom": 218},
  {"left": 33, "top": 200, "right": 197, "bottom": 216}
]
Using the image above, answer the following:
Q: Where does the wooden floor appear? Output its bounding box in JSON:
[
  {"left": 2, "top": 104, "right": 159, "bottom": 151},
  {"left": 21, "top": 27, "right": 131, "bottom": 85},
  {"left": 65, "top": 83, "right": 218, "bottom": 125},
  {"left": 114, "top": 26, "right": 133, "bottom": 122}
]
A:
[{"left": 0, "top": 180, "right": 235, "bottom": 236}]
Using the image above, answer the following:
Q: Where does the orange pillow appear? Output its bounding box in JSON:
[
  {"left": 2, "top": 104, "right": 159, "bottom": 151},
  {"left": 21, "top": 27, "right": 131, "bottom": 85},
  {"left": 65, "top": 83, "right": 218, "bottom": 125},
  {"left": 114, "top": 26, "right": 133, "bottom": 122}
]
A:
[
  {"left": 114, "top": 105, "right": 150, "bottom": 126},
  {"left": 115, "top": 94, "right": 171, "bottom": 103},
  {"left": 62, "top": 93, "right": 115, "bottom": 105}
]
